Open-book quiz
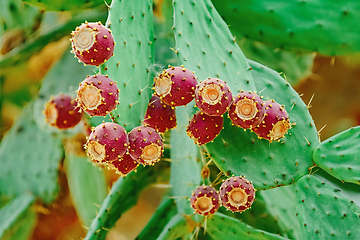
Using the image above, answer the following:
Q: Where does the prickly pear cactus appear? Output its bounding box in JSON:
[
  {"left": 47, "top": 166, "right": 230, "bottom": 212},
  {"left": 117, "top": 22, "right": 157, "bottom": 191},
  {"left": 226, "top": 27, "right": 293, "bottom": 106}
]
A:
[{"left": 2, "top": 0, "right": 360, "bottom": 239}]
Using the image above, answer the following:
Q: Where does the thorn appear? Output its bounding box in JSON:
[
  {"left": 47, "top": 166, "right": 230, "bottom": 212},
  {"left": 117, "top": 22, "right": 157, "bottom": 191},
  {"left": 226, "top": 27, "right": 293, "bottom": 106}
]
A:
[{"left": 307, "top": 94, "right": 315, "bottom": 109}]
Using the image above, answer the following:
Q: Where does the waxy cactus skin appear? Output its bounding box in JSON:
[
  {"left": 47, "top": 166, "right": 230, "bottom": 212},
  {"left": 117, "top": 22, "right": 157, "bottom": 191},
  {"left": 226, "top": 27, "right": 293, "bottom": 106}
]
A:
[
  {"left": 228, "top": 91, "right": 265, "bottom": 129},
  {"left": 186, "top": 112, "right": 223, "bottom": 145},
  {"left": 154, "top": 66, "right": 197, "bottom": 107},
  {"left": 108, "top": 153, "right": 139, "bottom": 177},
  {"left": 70, "top": 21, "right": 115, "bottom": 66},
  {"left": 252, "top": 100, "right": 291, "bottom": 142},
  {"left": 128, "top": 126, "right": 164, "bottom": 166},
  {"left": 43, "top": 94, "right": 83, "bottom": 129},
  {"left": 219, "top": 176, "right": 255, "bottom": 213},
  {"left": 190, "top": 185, "right": 220, "bottom": 216},
  {"left": 76, "top": 74, "right": 119, "bottom": 117},
  {"left": 86, "top": 122, "right": 129, "bottom": 163},
  {"left": 143, "top": 95, "right": 176, "bottom": 133},
  {"left": 195, "top": 78, "right": 232, "bottom": 116}
]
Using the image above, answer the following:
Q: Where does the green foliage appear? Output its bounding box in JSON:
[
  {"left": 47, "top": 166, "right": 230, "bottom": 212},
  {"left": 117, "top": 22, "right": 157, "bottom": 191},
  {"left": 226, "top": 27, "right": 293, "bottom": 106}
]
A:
[
  {"left": 212, "top": 0, "right": 360, "bottom": 56},
  {"left": 0, "top": 102, "right": 63, "bottom": 203},
  {"left": 206, "top": 60, "right": 318, "bottom": 189},
  {"left": 313, "top": 126, "right": 360, "bottom": 185},
  {"left": 0, "top": 194, "right": 36, "bottom": 240},
  {"left": 64, "top": 152, "right": 107, "bottom": 227},
  {"left": 172, "top": 0, "right": 255, "bottom": 92},
  {"left": 99, "top": 0, "right": 154, "bottom": 132},
  {"left": 157, "top": 214, "right": 192, "bottom": 240},
  {"left": 24, "top": 0, "right": 107, "bottom": 11},
  {"left": 295, "top": 175, "right": 360, "bottom": 239},
  {"left": 206, "top": 212, "right": 290, "bottom": 240}
]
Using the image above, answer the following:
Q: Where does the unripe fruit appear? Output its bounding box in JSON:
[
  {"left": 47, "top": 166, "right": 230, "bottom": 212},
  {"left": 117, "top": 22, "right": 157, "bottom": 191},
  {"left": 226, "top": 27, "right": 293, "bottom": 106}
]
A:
[
  {"left": 108, "top": 153, "right": 139, "bottom": 177},
  {"left": 252, "top": 100, "right": 291, "bottom": 142},
  {"left": 186, "top": 112, "right": 223, "bottom": 145},
  {"left": 70, "top": 21, "right": 115, "bottom": 66},
  {"left": 228, "top": 91, "right": 265, "bottom": 129},
  {"left": 76, "top": 74, "right": 119, "bottom": 116},
  {"left": 195, "top": 78, "right": 232, "bottom": 116},
  {"left": 154, "top": 66, "right": 197, "bottom": 106},
  {"left": 143, "top": 95, "right": 176, "bottom": 133},
  {"left": 190, "top": 185, "right": 220, "bottom": 216},
  {"left": 86, "top": 122, "right": 129, "bottom": 163},
  {"left": 219, "top": 176, "right": 255, "bottom": 213},
  {"left": 128, "top": 126, "right": 164, "bottom": 165},
  {"left": 43, "top": 94, "right": 82, "bottom": 129}
]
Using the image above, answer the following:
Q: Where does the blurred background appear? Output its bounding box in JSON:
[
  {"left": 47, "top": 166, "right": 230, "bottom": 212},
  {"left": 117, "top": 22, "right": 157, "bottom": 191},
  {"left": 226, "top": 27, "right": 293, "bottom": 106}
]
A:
[{"left": 1, "top": 0, "right": 360, "bottom": 239}]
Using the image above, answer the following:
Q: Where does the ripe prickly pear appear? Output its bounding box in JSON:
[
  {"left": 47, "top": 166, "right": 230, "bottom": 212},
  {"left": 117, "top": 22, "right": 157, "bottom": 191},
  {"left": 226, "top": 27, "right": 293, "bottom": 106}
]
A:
[
  {"left": 190, "top": 185, "right": 220, "bottom": 216},
  {"left": 143, "top": 95, "right": 176, "bottom": 133},
  {"left": 219, "top": 176, "right": 255, "bottom": 213},
  {"left": 195, "top": 78, "right": 232, "bottom": 116},
  {"left": 186, "top": 112, "right": 223, "bottom": 145},
  {"left": 108, "top": 153, "right": 138, "bottom": 177},
  {"left": 228, "top": 91, "right": 265, "bottom": 129},
  {"left": 154, "top": 66, "right": 197, "bottom": 106},
  {"left": 70, "top": 21, "right": 115, "bottom": 66},
  {"left": 76, "top": 74, "right": 119, "bottom": 117},
  {"left": 43, "top": 94, "right": 82, "bottom": 129},
  {"left": 252, "top": 100, "right": 291, "bottom": 142},
  {"left": 128, "top": 126, "right": 164, "bottom": 166},
  {"left": 86, "top": 122, "right": 129, "bottom": 163}
]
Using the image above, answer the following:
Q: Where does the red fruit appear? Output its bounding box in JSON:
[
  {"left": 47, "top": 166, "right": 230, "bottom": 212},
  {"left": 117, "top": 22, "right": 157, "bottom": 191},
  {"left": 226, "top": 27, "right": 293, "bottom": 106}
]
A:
[
  {"left": 86, "top": 122, "right": 129, "bottom": 163},
  {"left": 228, "top": 91, "right": 265, "bottom": 129},
  {"left": 195, "top": 78, "right": 232, "bottom": 116},
  {"left": 128, "top": 126, "right": 164, "bottom": 165},
  {"left": 43, "top": 94, "right": 82, "bottom": 129},
  {"left": 190, "top": 185, "right": 220, "bottom": 216},
  {"left": 219, "top": 176, "right": 255, "bottom": 213},
  {"left": 76, "top": 74, "right": 119, "bottom": 116},
  {"left": 70, "top": 21, "right": 115, "bottom": 66},
  {"left": 108, "top": 153, "right": 139, "bottom": 177},
  {"left": 252, "top": 100, "right": 291, "bottom": 142},
  {"left": 143, "top": 95, "right": 176, "bottom": 133},
  {"left": 186, "top": 112, "right": 223, "bottom": 145},
  {"left": 154, "top": 66, "right": 197, "bottom": 106}
]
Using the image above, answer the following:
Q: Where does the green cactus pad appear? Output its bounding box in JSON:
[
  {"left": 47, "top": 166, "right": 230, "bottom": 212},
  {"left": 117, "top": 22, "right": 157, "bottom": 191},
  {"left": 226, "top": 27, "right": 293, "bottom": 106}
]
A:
[
  {"left": 23, "top": 0, "right": 106, "bottom": 11},
  {"left": 64, "top": 153, "right": 107, "bottom": 227},
  {"left": 313, "top": 126, "right": 360, "bottom": 185},
  {"left": 170, "top": 107, "right": 201, "bottom": 215},
  {"left": 99, "top": 0, "right": 154, "bottom": 132},
  {"left": 172, "top": 0, "right": 255, "bottom": 92},
  {"left": 0, "top": 194, "right": 36, "bottom": 240},
  {"left": 206, "top": 60, "right": 318, "bottom": 190},
  {"left": 260, "top": 185, "right": 301, "bottom": 239},
  {"left": 207, "top": 212, "right": 290, "bottom": 240},
  {"left": 0, "top": 102, "right": 63, "bottom": 203},
  {"left": 136, "top": 198, "right": 178, "bottom": 240},
  {"left": 157, "top": 214, "right": 193, "bottom": 240},
  {"left": 238, "top": 38, "right": 315, "bottom": 86},
  {"left": 212, "top": 0, "right": 360, "bottom": 56},
  {"left": 84, "top": 164, "right": 165, "bottom": 240},
  {"left": 295, "top": 174, "right": 360, "bottom": 239}
]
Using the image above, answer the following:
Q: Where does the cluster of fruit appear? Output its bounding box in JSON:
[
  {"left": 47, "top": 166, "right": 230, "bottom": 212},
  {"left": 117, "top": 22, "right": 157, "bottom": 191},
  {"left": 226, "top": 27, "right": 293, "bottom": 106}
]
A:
[{"left": 190, "top": 176, "right": 255, "bottom": 216}]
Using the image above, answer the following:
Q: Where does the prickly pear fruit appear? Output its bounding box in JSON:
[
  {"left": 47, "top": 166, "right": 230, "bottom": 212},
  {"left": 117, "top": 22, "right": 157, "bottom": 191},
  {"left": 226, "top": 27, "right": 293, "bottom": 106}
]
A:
[
  {"left": 154, "top": 66, "right": 197, "bottom": 106},
  {"left": 128, "top": 126, "right": 164, "bottom": 166},
  {"left": 252, "top": 100, "right": 291, "bottom": 142},
  {"left": 195, "top": 78, "right": 232, "bottom": 116},
  {"left": 186, "top": 112, "right": 223, "bottom": 145},
  {"left": 219, "top": 176, "right": 255, "bottom": 213},
  {"left": 70, "top": 21, "right": 115, "bottom": 66},
  {"left": 43, "top": 94, "right": 82, "bottom": 129},
  {"left": 86, "top": 122, "right": 129, "bottom": 163},
  {"left": 143, "top": 95, "right": 176, "bottom": 133},
  {"left": 76, "top": 74, "right": 119, "bottom": 116},
  {"left": 108, "top": 153, "right": 139, "bottom": 177},
  {"left": 228, "top": 91, "right": 265, "bottom": 129},
  {"left": 190, "top": 185, "right": 220, "bottom": 216}
]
